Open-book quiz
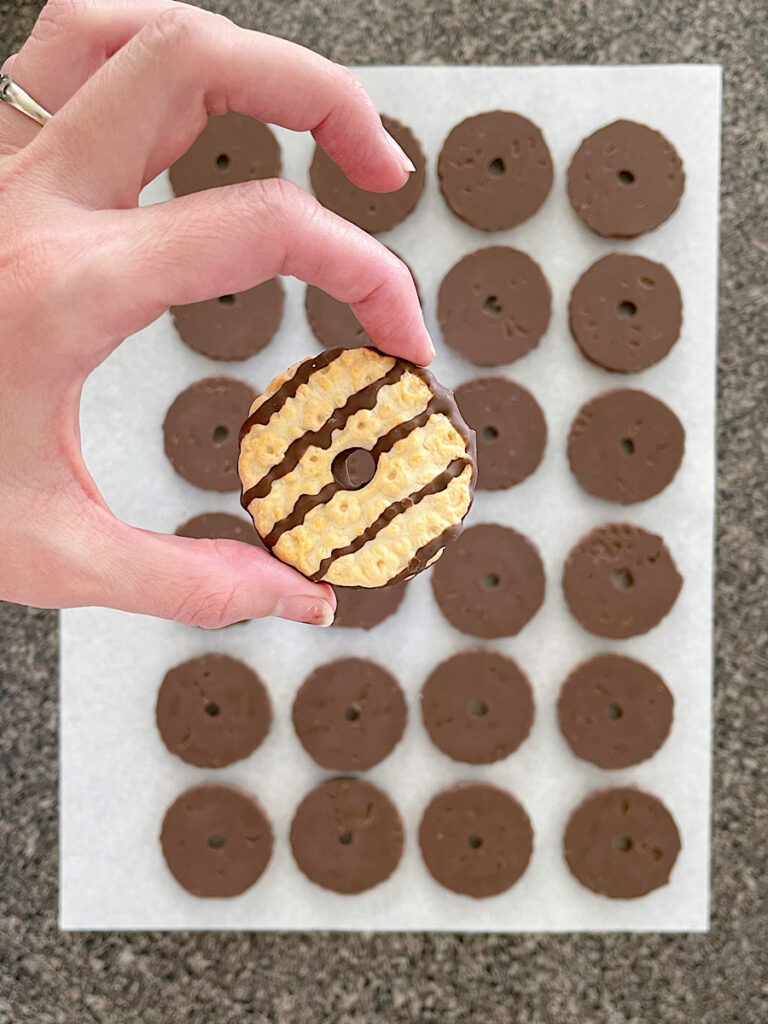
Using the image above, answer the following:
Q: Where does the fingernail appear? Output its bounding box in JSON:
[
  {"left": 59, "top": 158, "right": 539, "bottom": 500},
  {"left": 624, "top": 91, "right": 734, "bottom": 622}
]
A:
[
  {"left": 274, "top": 595, "right": 335, "bottom": 627},
  {"left": 426, "top": 334, "right": 436, "bottom": 360},
  {"left": 385, "top": 129, "right": 416, "bottom": 174}
]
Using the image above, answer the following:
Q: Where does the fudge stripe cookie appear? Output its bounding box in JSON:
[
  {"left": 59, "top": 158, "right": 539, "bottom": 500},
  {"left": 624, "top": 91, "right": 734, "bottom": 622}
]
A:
[{"left": 239, "top": 347, "right": 476, "bottom": 588}]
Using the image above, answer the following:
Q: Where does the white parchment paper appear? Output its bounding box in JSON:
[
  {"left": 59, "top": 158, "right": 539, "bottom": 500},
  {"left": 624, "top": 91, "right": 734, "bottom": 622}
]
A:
[{"left": 60, "top": 66, "right": 721, "bottom": 931}]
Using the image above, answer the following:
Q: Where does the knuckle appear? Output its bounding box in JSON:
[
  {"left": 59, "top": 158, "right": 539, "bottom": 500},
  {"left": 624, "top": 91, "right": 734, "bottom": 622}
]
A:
[
  {"left": 35, "top": 0, "right": 91, "bottom": 41},
  {"left": 172, "top": 581, "right": 240, "bottom": 630},
  {"left": 253, "top": 177, "right": 318, "bottom": 228},
  {"left": 334, "top": 64, "right": 369, "bottom": 105},
  {"left": 141, "top": 5, "right": 205, "bottom": 54}
]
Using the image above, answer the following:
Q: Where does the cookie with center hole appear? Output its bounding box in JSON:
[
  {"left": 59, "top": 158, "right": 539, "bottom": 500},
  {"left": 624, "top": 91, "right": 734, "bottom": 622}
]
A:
[
  {"left": 171, "top": 279, "right": 284, "bottom": 362},
  {"left": 169, "top": 111, "right": 281, "bottom": 196}
]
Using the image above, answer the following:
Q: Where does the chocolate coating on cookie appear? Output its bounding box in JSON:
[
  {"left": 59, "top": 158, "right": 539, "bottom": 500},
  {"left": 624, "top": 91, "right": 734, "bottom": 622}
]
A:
[
  {"left": 421, "top": 651, "right": 534, "bottom": 764},
  {"left": 160, "top": 783, "right": 272, "bottom": 897},
  {"left": 438, "top": 110, "right": 553, "bottom": 231},
  {"left": 432, "top": 523, "right": 545, "bottom": 638},
  {"left": 567, "top": 119, "right": 685, "bottom": 238},
  {"left": 169, "top": 112, "right": 281, "bottom": 197},
  {"left": 290, "top": 778, "right": 403, "bottom": 894},
  {"left": 164, "top": 377, "right": 257, "bottom": 492},
  {"left": 292, "top": 657, "right": 406, "bottom": 770},
  {"left": 176, "top": 512, "right": 264, "bottom": 548},
  {"left": 239, "top": 347, "right": 476, "bottom": 588},
  {"left": 419, "top": 782, "right": 533, "bottom": 897},
  {"left": 456, "top": 377, "right": 547, "bottom": 490},
  {"left": 331, "top": 581, "right": 408, "bottom": 629},
  {"left": 171, "top": 279, "right": 284, "bottom": 362},
  {"left": 564, "top": 787, "right": 681, "bottom": 898},
  {"left": 438, "top": 247, "right": 551, "bottom": 367},
  {"left": 310, "top": 116, "right": 425, "bottom": 234},
  {"left": 569, "top": 254, "right": 683, "bottom": 373},
  {"left": 558, "top": 654, "right": 673, "bottom": 769},
  {"left": 568, "top": 389, "right": 685, "bottom": 503},
  {"left": 563, "top": 523, "right": 682, "bottom": 638},
  {"left": 156, "top": 654, "right": 271, "bottom": 768}
]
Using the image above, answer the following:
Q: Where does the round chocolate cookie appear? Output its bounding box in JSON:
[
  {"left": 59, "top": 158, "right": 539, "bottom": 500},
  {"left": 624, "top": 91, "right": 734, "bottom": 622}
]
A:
[
  {"left": 563, "top": 523, "right": 682, "bottom": 638},
  {"left": 438, "top": 110, "right": 553, "bottom": 231},
  {"left": 569, "top": 254, "right": 683, "bottom": 373},
  {"left": 419, "top": 782, "right": 533, "bottom": 897},
  {"left": 421, "top": 651, "right": 534, "bottom": 764},
  {"left": 437, "top": 247, "right": 551, "bottom": 367},
  {"left": 331, "top": 581, "right": 408, "bottom": 629},
  {"left": 290, "top": 778, "right": 403, "bottom": 894},
  {"left": 164, "top": 377, "right": 257, "bottom": 492},
  {"left": 239, "top": 347, "right": 476, "bottom": 588},
  {"left": 564, "top": 787, "right": 681, "bottom": 899},
  {"left": 568, "top": 389, "right": 685, "bottom": 504},
  {"left": 170, "top": 279, "right": 284, "bottom": 362},
  {"left": 558, "top": 654, "right": 674, "bottom": 769},
  {"left": 156, "top": 654, "right": 271, "bottom": 768},
  {"left": 431, "top": 523, "right": 545, "bottom": 639},
  {"left": 292, "top": 657, "right": 407, "bottom": 770},
  {"left": 160, "top": 783, "right": 273, "bottom": 897},
  {"left": 305, "top": 254, "right": 419, "bottom": 351},
  {"left": 175, "top": 511, "right": 264, "bottom": 548},
  {"left": 455, "top": 377, "right": 547, "bottom": 490},
  {"left": 309, "top": 115, "right": 426, "bottom": 234},
  {"left": 169, "top": 111, "right": 281, "bottom": 197},
  {"left": 567, "top": 119, "right": 685, "bottom": 238}
]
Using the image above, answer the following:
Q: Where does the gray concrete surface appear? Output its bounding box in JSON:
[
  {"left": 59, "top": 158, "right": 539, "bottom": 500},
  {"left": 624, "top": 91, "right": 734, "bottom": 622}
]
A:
[{"left": 1, "top": 1, "right": 766, "bottom": 1021}]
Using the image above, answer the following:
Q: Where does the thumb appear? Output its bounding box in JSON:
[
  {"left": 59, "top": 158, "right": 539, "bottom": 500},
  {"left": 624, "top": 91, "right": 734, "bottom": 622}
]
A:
[{"left": 84, "top": 512, "right": 336, "bottom": 629}]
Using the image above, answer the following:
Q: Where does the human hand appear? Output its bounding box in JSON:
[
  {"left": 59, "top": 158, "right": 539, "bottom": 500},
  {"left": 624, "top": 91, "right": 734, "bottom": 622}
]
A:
[{"left": 0, "top": 0, "right": 433, "bottom": 628}]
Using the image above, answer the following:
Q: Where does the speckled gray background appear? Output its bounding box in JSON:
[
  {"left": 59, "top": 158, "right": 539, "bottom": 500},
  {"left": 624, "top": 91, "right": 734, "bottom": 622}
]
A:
[{"left": 1, "top": 1, "right": 766, "bottom": 1021}]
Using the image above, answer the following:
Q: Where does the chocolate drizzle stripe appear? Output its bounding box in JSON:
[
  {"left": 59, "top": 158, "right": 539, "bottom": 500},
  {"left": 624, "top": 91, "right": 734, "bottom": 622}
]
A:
[
  {"left": 263, "top": 396, "right": 447, "bottom": 547},
  {"left": 385, "top": 522, "right": 461, "bottom": 586},
  {"left": 241, "top": 361, "right": 406, "bottom": 508},
  {"left": 310, "top": 458, "right": 469, "bottom": 582},
  {"left": 238, "top": 347, "right": 344, "bottom": 444}
]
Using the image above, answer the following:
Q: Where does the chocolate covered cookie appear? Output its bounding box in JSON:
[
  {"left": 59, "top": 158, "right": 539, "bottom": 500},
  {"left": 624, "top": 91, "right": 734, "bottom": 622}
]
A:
[
  {"left": 569, "top": 254, "right": 683, "bottom": 373},
  {"left": 567, "top": 119, "right": 685, "bottom": 237},
  {"left": 171, "top": 279, "right": 284, "bottom": 362},
  {"left": 175, "top": 511, "right": 264, "bottom": 548},
  {"left": 292, "top": 657, "right": 407, "bottom": 770},
  {"left": 156, "top": 654, "right": 271, "bottom": 768},
  {"left": 564, "top": 787, "right": 681, "bottom": 898},
  {"left": 239, "top": 347, "right": 476, "bottom": 588},
  {"left": 164, "top": 377, "right": 257, "bottom": 492},
  {"left": 290, "top": 778, "right": 403, "bottom": 894},
  {"left": 431, "top": 523, "right": 545, "bottom": 638},
  {"left": 331, "top": 581, "right": 408, "bottom": 629},
  {"left": 160, "top": 783, "right": 273, "bottom": 897},
  {"left": 438, "top": 110, "right": 553, "bottom": 231},
  {"left": 309, "top": 115, "right": 425, "bottom": 234},
  {"left": 419, "top": 782, "right": 533, "bottom": 897},
  {"left": 563, "top": 523, "right": 682, "bottom": 638},
  {"left": 455, "top": 376, "right": 547, "bottom": 490},
  {"left": 437, "top": 247, "right": 551, "bottom": 367},
  {"left": 568, "top": 389, "right": 685, "bottom": 503},
  {"left": 169, "top": 111, "right": 281, "bottom": 197},
  {"left": 558, "top": 654, "right": 673, "bottom": 769},
  {"left": 421, "top": 651, "right": 534, "bottom": 764}
]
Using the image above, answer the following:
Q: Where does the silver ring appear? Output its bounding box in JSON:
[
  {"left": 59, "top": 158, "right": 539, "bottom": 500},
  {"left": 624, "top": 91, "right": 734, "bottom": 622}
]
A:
[{"left": 0, "top": 73, "right": 52, "bottom": 126}]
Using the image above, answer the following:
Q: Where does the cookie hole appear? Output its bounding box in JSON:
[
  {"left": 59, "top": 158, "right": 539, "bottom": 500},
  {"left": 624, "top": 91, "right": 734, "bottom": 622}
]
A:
[
  {"left": 488, "top": 157, "right": 505, "bottom": 176},
  {"left": 482, "top": 425, "right": 499, "bottom": 442},
  {"left": 338, "top": 830, "right": 354, "bottom": 845},
  {"left": 216, "top": 153, "right": 230, "bottom": 170},
  {"left": 204, "top": 701, "right": 220, "bottom": 717},
  {"left": 612, "top": 569, "right": 634, "bottom": 591},
  {"left": 612, "top": 835, "right": 633, "bottom": 852},
  {"left": 212, "top": 425, "right": 229, "bottom": 444},
  {"left": 343, "top": 705, "right": 360, "bottom": 722},
  {"left": 617, "top": 169, "right": 635, "bottom": 185},
  {"left": 482, "top": 572, "right": 500, "bottom": 590},
  {"left": 331, "top": 448, "right": 376, "bottom": 490},
  {"left": 468, "top": 698, "right": 488, "bottom": 717},
  {"left": 607, "top": 702, "right": 623, "bottom": 720},
  {"left": 218, "top": 294, "right": 236, "bottom": 306},
  {"left": 467, "top": 834, "right": 483, "bottom": 849},
  {"left": 207, "top": 833, "right": 227, "bottom": 849},
  {"left": 617, "top": 300, "right": 637, "bottom": 318},
  {"left": 620, "top": 437, "right": 635, "bottom": 455},
  {"left": 483, "top": 295, "right": 503, "bottom": 317}
]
